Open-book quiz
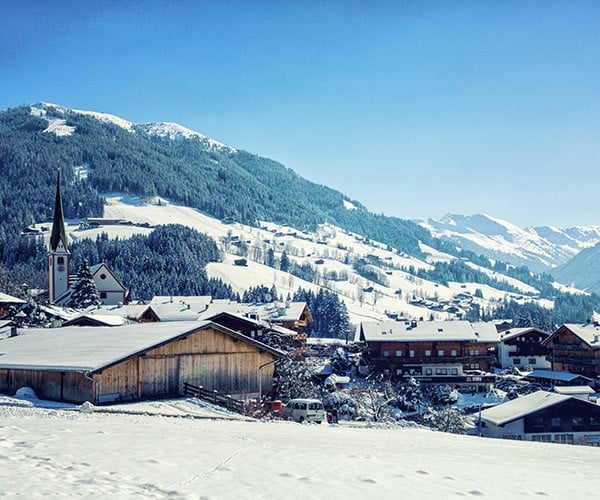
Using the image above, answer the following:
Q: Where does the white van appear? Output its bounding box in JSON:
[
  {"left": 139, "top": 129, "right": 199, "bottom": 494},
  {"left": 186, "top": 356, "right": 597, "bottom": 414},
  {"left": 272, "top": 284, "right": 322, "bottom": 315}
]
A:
[{"left": 287, "top": 399, "right": 326, "bottom": 424}]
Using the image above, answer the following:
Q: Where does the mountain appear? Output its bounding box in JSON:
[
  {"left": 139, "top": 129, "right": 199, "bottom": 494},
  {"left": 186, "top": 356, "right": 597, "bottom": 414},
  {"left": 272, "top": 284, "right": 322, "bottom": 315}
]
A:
[
  {"left": 552, "top": 243, "right": 600, "bottom": 294},
  {"left": 2, "top": 102, "right": 600, "bottom": 328},
  {"left": 420, "top": 213, "right": 600, "bottom": 273}
]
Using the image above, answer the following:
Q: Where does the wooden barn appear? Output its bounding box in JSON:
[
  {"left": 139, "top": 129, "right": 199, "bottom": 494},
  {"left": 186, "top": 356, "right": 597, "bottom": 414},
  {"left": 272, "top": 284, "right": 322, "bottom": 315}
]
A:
[{"left": 0, "top": 321, "right": 283, "bottom": 404}]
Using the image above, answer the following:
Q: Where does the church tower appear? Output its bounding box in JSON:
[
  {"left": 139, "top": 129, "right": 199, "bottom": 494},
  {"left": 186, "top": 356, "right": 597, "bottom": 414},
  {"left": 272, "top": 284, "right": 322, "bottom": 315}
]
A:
[{"left": 48, "top": 170, "right": 70, "bottom": 303}]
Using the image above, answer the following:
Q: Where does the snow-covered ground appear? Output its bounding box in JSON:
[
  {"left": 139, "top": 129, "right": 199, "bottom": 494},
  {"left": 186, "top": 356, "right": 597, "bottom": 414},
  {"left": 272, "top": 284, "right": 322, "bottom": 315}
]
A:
[{"left": 1, "top": 396, "right": 599, "bottom": 499}]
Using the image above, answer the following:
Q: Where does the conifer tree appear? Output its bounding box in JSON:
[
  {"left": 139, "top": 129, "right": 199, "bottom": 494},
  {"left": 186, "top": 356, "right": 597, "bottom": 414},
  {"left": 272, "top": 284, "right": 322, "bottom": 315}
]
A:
[{"left": 67, "top": 260, "right": 101, "bottom": 309}]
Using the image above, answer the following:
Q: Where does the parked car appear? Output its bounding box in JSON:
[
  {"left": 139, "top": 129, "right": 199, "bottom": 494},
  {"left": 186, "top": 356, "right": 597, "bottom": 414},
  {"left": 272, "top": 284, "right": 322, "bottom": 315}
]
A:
[{"left": 287, "top": 399, "right": 326, "bottom": 424}]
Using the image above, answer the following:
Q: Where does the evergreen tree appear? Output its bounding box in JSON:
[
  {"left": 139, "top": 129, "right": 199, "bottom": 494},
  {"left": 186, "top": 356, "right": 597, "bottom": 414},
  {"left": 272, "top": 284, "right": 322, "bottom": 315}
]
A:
[
  {"left": 67, "top": 260, "right": 101, "bottom": 308},
  {"left": 280, "top": 250, "right": 290, "bottom": 272}
]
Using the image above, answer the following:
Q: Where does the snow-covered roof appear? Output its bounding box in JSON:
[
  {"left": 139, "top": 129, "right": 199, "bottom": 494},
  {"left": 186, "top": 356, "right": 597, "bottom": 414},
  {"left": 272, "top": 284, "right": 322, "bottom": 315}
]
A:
[
  {"left": 553, "top": 385, "right": 595, "bottom": 396},
  {"left": 360, "top": 320, "right": 498, "bottom": 343},
  {"left": 0, "top": 321, "right": 283, "bottom": 373},
  {"left": 204, "top": 311, "right": 297, "bottom": 337},
  {"left": 63, "top": 314, "right": 127, "bottom": 327},
  {"left": 480, "top": 391, "right": 572, "bottom": 426},
  {"left": 526, "top": 369, "right": 592, "bottom": 383},
  {"left": 500, "top": 327, "right": 549, "bottom": 343},
  {"left": 552, "top": 323, "right": 600, "bottom": 348},
  {"left": 150, "top": 295, "right": 212, "bottom": 307},
  {"left": 87, "top": 303, "right": 148, "bottom": 320},
  {"left": 0, "top": 292, "right": 26, "bottom": 304}
]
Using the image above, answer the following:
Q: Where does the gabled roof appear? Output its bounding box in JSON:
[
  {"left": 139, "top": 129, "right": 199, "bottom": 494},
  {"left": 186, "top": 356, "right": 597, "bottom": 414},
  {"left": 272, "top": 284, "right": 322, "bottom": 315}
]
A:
[
  {"left": 0, "top": 321, "right": 285, "bottom": 373},
  {"left": 360, "top": 320, "right": 498, "bottom": 343},
  {"left": 526, "top": 369, "right": 592, "bottom": 383},
  {"left": 62, "top": 314, "right": 127, "bottom": 327},
  {"left": 545, "top": 323, "right": 600, "bottom": 349},
  {"left": 553, "top": 385, "right": 595, "bottom": 396},
  {"left": 205, "top": 311, "right": 297, "bottom": 337},
  {"left": 500, "top": 327, "right": 550, "bottom": 343},
  {"left": 480, "top": 391, "right": 573, "bottom": 426},
  {"left": 89, "top": 263, "right": 128, "bottom": 293}
]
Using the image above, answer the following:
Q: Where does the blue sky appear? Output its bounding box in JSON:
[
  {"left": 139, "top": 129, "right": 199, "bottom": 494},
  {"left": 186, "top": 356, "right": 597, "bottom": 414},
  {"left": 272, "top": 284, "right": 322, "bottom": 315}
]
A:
[{"left": 2, "top": 1, "right": 600, "bottom": 227}]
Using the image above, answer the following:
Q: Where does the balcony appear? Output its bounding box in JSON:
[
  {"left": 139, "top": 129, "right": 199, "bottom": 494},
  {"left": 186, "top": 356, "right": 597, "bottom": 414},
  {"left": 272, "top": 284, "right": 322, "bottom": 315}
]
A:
[{"left": 552, "top": 356, "right": 600, "bottom": 366}]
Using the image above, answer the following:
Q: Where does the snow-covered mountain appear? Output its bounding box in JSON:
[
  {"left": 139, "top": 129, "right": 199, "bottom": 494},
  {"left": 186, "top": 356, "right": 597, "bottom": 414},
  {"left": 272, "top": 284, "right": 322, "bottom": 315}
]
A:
[{"left": 420, "top": 213, "right": 600, "bottom": 273}]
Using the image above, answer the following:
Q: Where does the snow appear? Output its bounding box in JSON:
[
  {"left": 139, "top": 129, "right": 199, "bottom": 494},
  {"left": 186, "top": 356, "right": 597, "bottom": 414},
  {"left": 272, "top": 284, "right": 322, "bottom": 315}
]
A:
[
  {"left": 1, "top": 399, "right": 600, "bottom": 498},
  {"left": 342, "top": 199, "right": 357, "bottom": 211},
  {"left": 43, "top": 117, "right": 76, "bottom": 137},
  {"left": 140, "top": 122, "right": 236, "bottom": 152}
]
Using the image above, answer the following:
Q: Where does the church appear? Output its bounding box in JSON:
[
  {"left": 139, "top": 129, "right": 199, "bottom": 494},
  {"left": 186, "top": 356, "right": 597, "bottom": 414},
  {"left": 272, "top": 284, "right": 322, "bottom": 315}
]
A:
[{"left": 48, "top": 172, "right": 129, "bottom": 306}]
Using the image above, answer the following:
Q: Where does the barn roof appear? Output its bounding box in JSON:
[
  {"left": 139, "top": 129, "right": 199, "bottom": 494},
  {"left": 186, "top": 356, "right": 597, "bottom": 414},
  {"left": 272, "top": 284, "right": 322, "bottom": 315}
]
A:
[{"left": 0, "top": 321, "right": 284, "bottom": 374}]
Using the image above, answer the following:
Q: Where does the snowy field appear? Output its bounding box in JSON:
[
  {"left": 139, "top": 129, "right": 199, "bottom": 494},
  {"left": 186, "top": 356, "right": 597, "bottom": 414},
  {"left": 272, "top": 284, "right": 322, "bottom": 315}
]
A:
[{"left": 1, "top": 398, "right": 600, "bottom": 499}]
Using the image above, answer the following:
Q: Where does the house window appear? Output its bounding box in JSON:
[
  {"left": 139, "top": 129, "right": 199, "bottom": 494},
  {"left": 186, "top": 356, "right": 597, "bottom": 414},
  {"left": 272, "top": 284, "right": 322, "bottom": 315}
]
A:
[
  {"left": 425, "top": 350, "right": 431, "bottom": 357},
  {"left": 572, "top": 417, "right": 585, "bottom": 430},
  {"left": 396, "top": 350, "right": 403, "bottom": 357},
  {"left": 470, "top": 363, "right": 479, "bottom": 369},
  {"left": 383, "top": 350, "right": 390, "bottom": 357},
  {"left": 513, "top": 358, "right": 521, "bottom": 365},
  {"left": 383, "top": 369, "right": 390, "bottom": 375},
  {"left": 436, "top": 368, "right": 447, "bottom": 375},
  {"left": 451, "top": 368, "right": 458, "bottom": 375},
  {"left": 425, "top": 368, "right": 432, "bottom": 375},
  {"left": 409, "top": 350, "right": 415, "bottom": 358},
  {"left": 438, "top": 350, "right": 444, "bottom": 356},
  {"left": 591, "top": 416, "right": 600, "bottom": 428},
  {"left": 451, "top": 350, "right": 457, "bottom": 356},
  {"left": 532, "top": 417, "right": 544, "bottom": 431},
  {"left": 528, "top": 358, "right": 536, "bottom": 365},
  {"left": 532, "top": 435, "right": 552, "bottom": 442},
  {"left": 554, "top": 434, "right": 574, "bottom": 444},
  {"left": 396, "top": 369, "right": 402, "bottom": 376},
  {"left": 550, "top": 417, "right": 561, "bottom": 430},
  {"left": 100, "top": 292, "right": 107, "bottom": 299},
  {"left": 474, "top": 349, "right": 480, "bottom": 355}
]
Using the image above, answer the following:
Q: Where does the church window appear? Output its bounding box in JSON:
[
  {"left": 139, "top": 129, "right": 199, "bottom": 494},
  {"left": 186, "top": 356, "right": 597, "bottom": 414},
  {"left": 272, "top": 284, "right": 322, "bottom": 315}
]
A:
[
  {"left": 100, "top": 274, "right": 107, "bottom": 280},
  {"left": 57, "top": 256, "right": 64, "bottom": 265}
]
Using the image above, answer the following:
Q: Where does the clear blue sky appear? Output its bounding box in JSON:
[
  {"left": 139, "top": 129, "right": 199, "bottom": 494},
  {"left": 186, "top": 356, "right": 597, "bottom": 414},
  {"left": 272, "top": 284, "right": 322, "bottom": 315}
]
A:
[{"left": 2, "top": 1, "right": 599, "bottom": 227}]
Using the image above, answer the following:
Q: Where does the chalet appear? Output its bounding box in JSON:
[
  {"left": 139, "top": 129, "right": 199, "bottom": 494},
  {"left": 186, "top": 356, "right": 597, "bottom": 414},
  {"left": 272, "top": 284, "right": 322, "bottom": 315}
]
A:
[
  {"left": 0, "top": 292, "right": 26, "bottom": 318},
  {"left": 0, "top": 322, "right": 284, "bottom": 404},
  {"left": 479, "top": 390, "right": 600, "bottom": 445},
  {"left": 498, "top": 327, "right": 551, "bottom": 370},
  {"left": 543, "top": 323, "right": 600, "bottom": 380},
  {"left": 358, "top": 320, "right": 498, "bottom": 391}
]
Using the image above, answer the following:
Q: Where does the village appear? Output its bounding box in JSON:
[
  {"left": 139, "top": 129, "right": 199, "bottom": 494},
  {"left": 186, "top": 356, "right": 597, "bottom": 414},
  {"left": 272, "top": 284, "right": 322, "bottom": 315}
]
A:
[{"left": 2, "top": 177, "right": 600, "bottom": 447}]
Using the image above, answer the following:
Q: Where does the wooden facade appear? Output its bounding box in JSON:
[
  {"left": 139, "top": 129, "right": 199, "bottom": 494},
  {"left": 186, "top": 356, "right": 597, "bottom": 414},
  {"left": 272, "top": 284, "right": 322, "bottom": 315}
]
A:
[
  {"left": 367, "top": 339, "right": 497, "bottom": 377},
  {"left": 545, "top": 325, "right": 600, "bottom": 379},
  {"left": 0, "top": 324, "right": 280, "bottom": 404}
]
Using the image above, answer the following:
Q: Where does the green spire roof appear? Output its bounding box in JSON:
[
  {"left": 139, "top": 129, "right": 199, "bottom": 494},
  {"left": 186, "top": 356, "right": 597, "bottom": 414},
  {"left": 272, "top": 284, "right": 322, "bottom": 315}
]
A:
[{"left": 49, "top": 170, "right": 68, "bottom": 251}]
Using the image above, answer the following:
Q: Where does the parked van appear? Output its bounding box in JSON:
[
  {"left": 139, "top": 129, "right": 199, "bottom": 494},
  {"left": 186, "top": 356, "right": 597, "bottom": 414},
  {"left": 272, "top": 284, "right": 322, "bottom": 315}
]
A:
[{"left": 287, "top": 399, "right": 326, "bottom": 424}]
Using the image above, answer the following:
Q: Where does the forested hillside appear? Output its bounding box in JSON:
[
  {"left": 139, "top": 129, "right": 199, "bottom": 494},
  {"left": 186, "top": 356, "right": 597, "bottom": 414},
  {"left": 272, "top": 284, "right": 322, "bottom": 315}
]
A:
[{"left": 2, "top": 102, "right": 600, "bottom": 329}]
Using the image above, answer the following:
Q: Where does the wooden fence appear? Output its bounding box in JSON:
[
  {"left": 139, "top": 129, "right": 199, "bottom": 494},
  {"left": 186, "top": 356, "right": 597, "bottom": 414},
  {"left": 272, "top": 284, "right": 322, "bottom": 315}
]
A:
[{"left": 182, "top": 382, "right": 246, "bottom": 414}]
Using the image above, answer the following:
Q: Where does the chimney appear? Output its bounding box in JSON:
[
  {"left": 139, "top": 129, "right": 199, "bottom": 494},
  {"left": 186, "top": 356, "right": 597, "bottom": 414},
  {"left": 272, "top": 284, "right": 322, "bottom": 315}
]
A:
[{"left": 10, "top": 326, "right": 18, "bottom": 337}]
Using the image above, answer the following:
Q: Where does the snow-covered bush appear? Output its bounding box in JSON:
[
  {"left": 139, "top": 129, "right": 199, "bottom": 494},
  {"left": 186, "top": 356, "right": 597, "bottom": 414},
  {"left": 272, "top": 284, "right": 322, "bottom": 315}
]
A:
[
  {"left": 423, "top": 408, "right": 466, "bottom": 434},
  {"left": 424, "top": 385, "right": 459, "bottom": 407},
  {"left": 272, "top": 358, "right": 322, "bottom": 401},
  {"left": 396, "top": 377, "right": 423, "bottom": 412}
]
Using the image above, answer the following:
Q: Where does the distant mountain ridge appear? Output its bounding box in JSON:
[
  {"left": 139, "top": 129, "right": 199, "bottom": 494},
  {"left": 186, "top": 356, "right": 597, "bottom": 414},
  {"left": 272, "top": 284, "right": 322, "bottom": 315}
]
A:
[{"left": 420, "top": 213, "right": 600, "bottom": 273}]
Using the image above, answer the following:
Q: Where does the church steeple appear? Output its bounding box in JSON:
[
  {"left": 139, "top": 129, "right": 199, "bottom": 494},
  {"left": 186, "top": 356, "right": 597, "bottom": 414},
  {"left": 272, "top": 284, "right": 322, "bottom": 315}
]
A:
[
  {"left": 49, "top": 169, "right": 68, "bottom": 252},
  {"left": 48, "top": 169, "right": 70, "bottom": 303}
]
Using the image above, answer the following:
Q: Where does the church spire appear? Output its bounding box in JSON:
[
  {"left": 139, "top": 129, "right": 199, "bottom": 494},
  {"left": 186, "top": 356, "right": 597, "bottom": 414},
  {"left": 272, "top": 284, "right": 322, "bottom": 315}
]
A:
[{"left": 49, "top": 169, "right": 68, "bottom": 251}]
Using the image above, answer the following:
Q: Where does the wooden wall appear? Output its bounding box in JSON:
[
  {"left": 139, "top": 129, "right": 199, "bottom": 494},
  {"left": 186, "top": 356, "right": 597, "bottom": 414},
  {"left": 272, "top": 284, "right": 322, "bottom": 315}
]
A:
[
  {"left": 0, "top": 369, "right": 94, "bottom": 403},
  {"left": 94, "top": 325, "right": 276, "bottom": 402}
]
